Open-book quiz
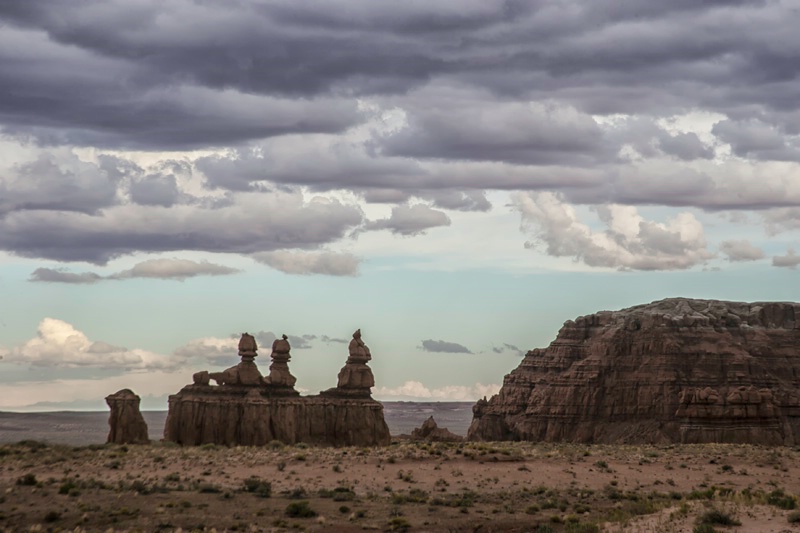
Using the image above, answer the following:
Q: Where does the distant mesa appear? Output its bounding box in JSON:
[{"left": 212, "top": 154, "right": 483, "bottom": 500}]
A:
[
  {"left": 164, "top": 329, "right": 391, "bottom": 447},
  {"left": 411, "top": 416, "right": 463, "bottom": 443},
  {"left": 468, "top": 298, "right": 800, "bottom": 445}
]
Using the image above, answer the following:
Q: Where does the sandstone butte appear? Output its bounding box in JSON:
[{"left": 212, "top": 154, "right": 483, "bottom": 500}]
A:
[
  {"left": 163, "top": 329, "right": 391, "bottom": 447},
  {"left": 468, "top": 298, "right": 800, "bottom": 445}
]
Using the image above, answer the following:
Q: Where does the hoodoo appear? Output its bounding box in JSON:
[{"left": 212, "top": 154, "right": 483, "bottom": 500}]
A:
[
  {"left": 164, "top": 330, "right": 390, "bottom": 446},
  {"left": 468, "top": 298, "right": 800, "bottom": 445}
]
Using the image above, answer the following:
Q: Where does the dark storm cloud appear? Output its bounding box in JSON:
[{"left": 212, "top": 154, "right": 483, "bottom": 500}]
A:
[
  {"left": 712, "top": 119, "right": 800, "bottom": 162},
  {"left": 0, "top": 152, "right": 120, "bottom": 216},
  {"left": 0, "top": 192, "right": 363, "bottom": 264},
  {"left": 129, "top": 174, "right": 180, "bottom": 207},
  {"left": 419, "top": 339, "right": 472, "bottom": 354},
  {"left": 380, "top": 99, "right": 612, "bottom": 166},
  {"left": 0, "top": 0, "right": 797, "bottom": 151}
]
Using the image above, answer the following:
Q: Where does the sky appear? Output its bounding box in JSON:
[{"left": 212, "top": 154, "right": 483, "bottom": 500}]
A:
[{"left": 1, "top": 0, "right": 799, "bottom": 411}]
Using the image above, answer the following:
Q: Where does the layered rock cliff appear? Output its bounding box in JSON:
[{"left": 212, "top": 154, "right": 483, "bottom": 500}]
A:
[
  {"left": 468, "top": 298, "right": 800, "bottom": 445},
  {"left": 164, "top": 386, "right": 390, "bottom": 446}
]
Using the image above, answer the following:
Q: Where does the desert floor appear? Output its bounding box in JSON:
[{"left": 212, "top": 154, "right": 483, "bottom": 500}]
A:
[{"left": 2, "top": 439, "right": 800, "bottom": 532}]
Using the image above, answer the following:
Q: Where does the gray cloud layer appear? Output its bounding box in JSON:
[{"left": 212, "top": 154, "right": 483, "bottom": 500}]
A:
[
  {"left": 420, "top": 339, "right": 472, "bottom": 354},
  {"left": 2, "top": 1, "right": 800, "bottom": 271},
  {"left": 30, "top": 259, "right": 241, "bottom": 283}
]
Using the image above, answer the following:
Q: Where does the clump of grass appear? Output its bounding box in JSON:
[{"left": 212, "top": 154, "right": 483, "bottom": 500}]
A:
[
  {"left": 391, "top": 488, "right": 428, "bottom": 504},
  {"left": 243, "top": 476, "right": 272, "bottom": 498},
  {"left": 285, "top": 500, "right": 317, "bottom": 518},
  {"left": 767, "top": 488, "right": 797, "bottom": 510},
  {"left": 696, "top": 509, "right": 741, "bottom": 527},
  {"left": 787, "top": 510, "right": 800, "bottom": 524},
  {"left": 197, "top": 483, "right": 222, "bottom": 494},
  {"left": 387, "top": 517, "right": 411, "bottom": 532}
]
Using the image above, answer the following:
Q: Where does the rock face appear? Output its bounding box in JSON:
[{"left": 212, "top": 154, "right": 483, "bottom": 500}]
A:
[
  {"left": 166, "top": 331, "right": 390, "bottom": 446},
  {"left": 106, "top": 389, "right": 149, "bottom": 444},
  {"left": 468, "top": 298, "right": 800, "bottom": 445},
  {"left": 321, "top": 329, "right": 376, "bottom": 399},
  {"left": 207, "top": 332, "right": 265, "bottom": 387},
  {"left": 165, "top": 389, "right": 390, "bottom": 446},
  {"left": 411, "top": 416, "right": 464, "bottom": 442},
  {"left": 266, "top": 335, "right": 297, "bottom": 390}
]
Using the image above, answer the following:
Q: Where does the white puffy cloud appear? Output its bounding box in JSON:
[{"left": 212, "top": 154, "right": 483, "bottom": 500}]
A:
[
  {"left": 374, "top": 380, "right": 500, "bottom": 401},
  {"left": 252, "top": 250, "right": 359, "bottom": 276},
  {"left": 110, "top": 258, "right": 241, "bottom": 280},
  {"left": 513, "top": 192, "right": 714, "bottom": 270},
  {"left": 719, "top": 240, "right": 765, "bottom": 262},
  {"left": 3, "top": 318, "right": 177, "bottom": 369}
]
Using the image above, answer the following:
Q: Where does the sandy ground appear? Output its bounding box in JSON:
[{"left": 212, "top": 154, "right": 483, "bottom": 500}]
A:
[{"left": 2, "top": 439, "right": 800, "bottom": 532}]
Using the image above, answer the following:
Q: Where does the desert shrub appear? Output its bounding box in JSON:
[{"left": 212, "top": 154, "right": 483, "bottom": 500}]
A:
[
  {"left": 332, "top": 487, "right": 356, "bottom": 501},
  {"left": 339, "top": 505, "right": 351, "bottom": 514},
  {"left": 429, "top": 490, "right": 476, "bottom": 508},
  {"left": 693, "top": 525, "right": 717, "bottom": 533},
  {"left": 197, "top": 484, "right": 222, "bottom": 494},
  {"left": 767, "top": 489, "right": 797, "bottom": 510},
  {"left": 534, "top": 526, "right": 555, "bottom": 533},
  {"left": 243, "top": 477, "right": 272, "bottom": 498},
  {"left": 43, "top": 510, "right": 61, "bottom": 522},
  {"left": 697, "top": 509, "right": 741, "bottom": 526},
  {"left": 787, "top": 510, "right": 800, "bottom": 524},
  {"left": 16, "top": 473, "right": 37, "bottom": 486},
  {"left": 58, "top": 479, "right": 78, "bottom": 495},
  {"left": 285, "top": 500, "right": 316, "bottom": 518},
  {"left": 392, "top": 488, "right": 428, "bottom": 504},
  {"left": 565, "top": 523, "right": 600, "bottom": 533},
  {"left": 17, "top": 440, "right": 49, "bottom": 451},
  {"left": 387, "top": 517, "right": 411, "bottom": 532}
]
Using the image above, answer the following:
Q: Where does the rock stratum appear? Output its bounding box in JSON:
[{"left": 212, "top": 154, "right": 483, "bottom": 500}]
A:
[
  {"left": 165, "top": 330, "right": 390, "bottom": 447},
  {"left": 468, "top": 298, "right": 800, "bottom": 445}
]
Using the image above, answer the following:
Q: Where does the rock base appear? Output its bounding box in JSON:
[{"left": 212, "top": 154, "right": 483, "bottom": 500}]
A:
[{"left": 164, "top": 385, "right": 391, "bottom": 446}]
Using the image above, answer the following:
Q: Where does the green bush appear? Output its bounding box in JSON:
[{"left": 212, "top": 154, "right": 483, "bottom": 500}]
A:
[
  {"left": 787, "top": 510, "right": 800, "bottom": 524},
  {"left": 285, "top": 500, "right": 317, "bottom": 518},
  {"left": 243, "top": 477, "right": 272, "bottom": 498},
  {"left": 767, "top": 489, "right": 797, "bottom": 510},
  {"left": 697, "top": 509, "right": 741, "bottom": 526}
]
